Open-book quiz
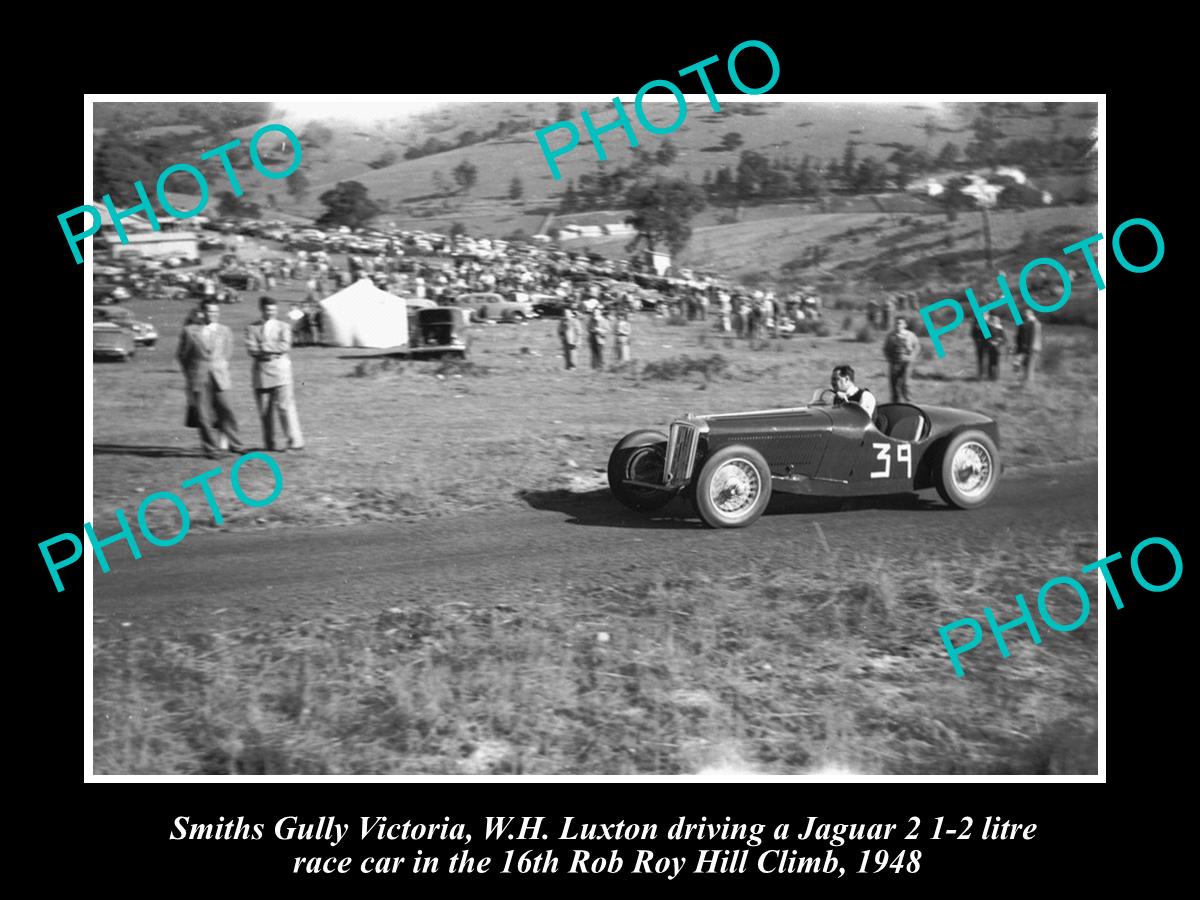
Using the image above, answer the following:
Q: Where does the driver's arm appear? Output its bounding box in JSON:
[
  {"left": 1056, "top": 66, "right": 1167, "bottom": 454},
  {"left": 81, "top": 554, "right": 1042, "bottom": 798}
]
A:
[{"left": 859, "top": 391, "right": 877, "bottom": 418}]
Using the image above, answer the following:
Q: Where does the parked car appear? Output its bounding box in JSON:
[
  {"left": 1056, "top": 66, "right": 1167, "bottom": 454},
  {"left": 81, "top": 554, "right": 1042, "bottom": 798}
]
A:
[
  {"left": 93, "top": 322, "right": 136, "bottom": 361},
  {"left": 608, "top": 389, "right": 1002, "bottom": 528},
  {"left": 91, "top": 305, "right": 158, "bottom": 347},
  {"left": 407, "top": 307, "right": 470, "bottom": 359},
  {"left": 531, "top": 293, "right": 569, "bottom": 318},
  {"left": 453, "top": 292, "right": 537, "bottom": 324}
]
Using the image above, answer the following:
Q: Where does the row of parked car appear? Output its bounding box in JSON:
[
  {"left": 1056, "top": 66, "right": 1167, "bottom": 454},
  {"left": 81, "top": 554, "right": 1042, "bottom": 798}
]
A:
[{"left": 92, "top": 306, "right": 159, "bottom": 362}]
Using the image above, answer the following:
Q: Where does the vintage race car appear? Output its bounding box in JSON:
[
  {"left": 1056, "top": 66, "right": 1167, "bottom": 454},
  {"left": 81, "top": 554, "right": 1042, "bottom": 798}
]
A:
[{"left": 607, "top": 389, "right": 1001, "bottom": 528}]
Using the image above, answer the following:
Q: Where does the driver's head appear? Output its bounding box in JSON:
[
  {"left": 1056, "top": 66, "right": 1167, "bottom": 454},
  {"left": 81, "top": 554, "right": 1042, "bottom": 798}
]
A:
[{"left": 831, "top": 364, "right": 855, "bottom": 391}]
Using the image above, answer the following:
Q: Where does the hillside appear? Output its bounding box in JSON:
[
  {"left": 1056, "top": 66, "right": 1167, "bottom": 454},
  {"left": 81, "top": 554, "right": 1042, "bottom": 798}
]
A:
[{"left": 98, "top": 98, "right": 1098, "bottom": 305}]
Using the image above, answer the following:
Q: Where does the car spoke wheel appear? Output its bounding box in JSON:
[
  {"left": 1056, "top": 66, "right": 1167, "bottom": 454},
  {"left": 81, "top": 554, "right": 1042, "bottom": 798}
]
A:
[
  {"left": 951, "top": 441, "right": 992, "bottom": 498},
  {"left": 936, "top": 430, "right": 1000, "bottom": 509},
  {"left": 694, "top": 445, "right": 772, "bottom": 528},
  {"left": 708, "top": 459, "right": 761, "bottom": 515}
]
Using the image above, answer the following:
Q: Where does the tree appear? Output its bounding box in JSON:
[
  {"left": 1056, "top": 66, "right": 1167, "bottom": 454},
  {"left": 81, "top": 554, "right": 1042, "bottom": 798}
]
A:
[
  {"left": 842, "top": 142, "right": 858, "bottom": 186},
  {"left": 936, "top": 142, "right": 961, "bottom": 168},
  {"left": 316, "top": 181, "right": 381, "bottom": 229},
  {"left": 94, "top": 135, "right": 151, "bottom": 206},
  {"left": 286, "top": 169, "right": 310, "bottom": 202},
  {"left": 965, "top": 116, "right": 1005, "bottom": 166},
  {"left": 301, "top": 122, "right": 334, "bottom": 148},
  {"left": 367, "top": 149, "right": 398, "bottom": 170},
  {"left": 721, "top": 132, "right": 744, "bottom": 151},
  {"left": 623, "top": 177, "right": 707, "bottom": 256},
  {"left": 452, "top": 160, "right": 478, "bottom": 193},
  {"left": 630, "top": 147, "right": 655, "bottom": 173},
  {"left": 852, "top": 157, "right": 889, "bottom": 193},
  {"left": 713, "top": 166, "right": 735, "bottom": 202},
  {"left": 655, "top": 139, "right": 679, "bottom": 166},
  {"left": 217, "top": 190, "right": 262, "bottom": 219},
  {"left": 922, "top": 116, "right": 939, "bottom": 147},
  {"left": 936, "top": 175, "right": 977, "bottom": 223},
  {"left": 736, "top": 150, "right": 771, "bottom": 200},
  {"left": 560, "top": 180, "right": 579, "bottom": 212},
  {"left": 508, "top": 176, "right": 524, "bottom": 200},
  {"left": 887, "top": 146, "right": 931, "bottom": 190}
]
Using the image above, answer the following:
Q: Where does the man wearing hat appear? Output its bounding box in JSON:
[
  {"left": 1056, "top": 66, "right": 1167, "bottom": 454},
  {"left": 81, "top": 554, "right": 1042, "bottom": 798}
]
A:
[{"left": 245, "top": 296, "right": 305, "bottom": 452}]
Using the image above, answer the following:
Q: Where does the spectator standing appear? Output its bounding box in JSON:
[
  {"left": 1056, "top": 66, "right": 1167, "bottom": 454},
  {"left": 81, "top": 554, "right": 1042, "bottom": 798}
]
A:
[
  {"left": 614, "top": 312, "right": 632, "bottom": 363},
  {"left": 245, "top": 296, "right": 305, "bottom": 452},
  {"left": 558, "top": 309, "right": 580, "bottom": 370},
  {"left": 880, "top": 293, "right": 895, "bottom": 331},
  {"left": 972, "top": 323, "right": 988, "bottom": 380},
  {"left": 1015, "top": 310, "right": 1043, "bottom": 385},
  {"left": 985, "top": 313, "right": 1007, "bottom": 381},
  {"left": 588, "top": 307, "right": 609, "bottom": 370},
  {"left": 302, "top": 297, "right": 323, "bottom": 346},
  {"left": 882, "top": 316, "right": 921, "bottom": 403},
  {"left": 176, "top": 299, "right": 243, "bottom": 459}
]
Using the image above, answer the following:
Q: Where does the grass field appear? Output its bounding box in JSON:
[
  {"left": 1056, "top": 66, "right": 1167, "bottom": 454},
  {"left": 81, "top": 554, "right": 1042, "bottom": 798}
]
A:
[
  {"left": 92, "top": 277, "right": 1098, "bottom": 775},
  {"left": 94, "top": 529, "right": 1098, "bottom": 775}
]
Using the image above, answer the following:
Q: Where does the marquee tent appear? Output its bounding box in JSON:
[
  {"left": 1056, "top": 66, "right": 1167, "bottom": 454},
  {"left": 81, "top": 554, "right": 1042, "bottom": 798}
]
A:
[{"left": 319, "top": 279, "right": 412, "bottom": 348}]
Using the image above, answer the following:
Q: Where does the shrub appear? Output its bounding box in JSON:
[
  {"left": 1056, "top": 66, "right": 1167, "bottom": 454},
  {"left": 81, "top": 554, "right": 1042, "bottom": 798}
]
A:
[
  {"left": 641, "top": 354, "right": 730, "bottom": 382},
  {"left": 841, "top": 314, "right": 854, "bottom": 331},
  {"left": 793, "top": 319, "right": 830, "bottom": 337},
  {"left": 433, "top": 359, "right": 491, "bottom": 377},
  {"left": 1040, "top": 342, "right": 1066, "bottom": 374},
  {"left": 855, "top": 324, "right": 874, "bottom": 343}
]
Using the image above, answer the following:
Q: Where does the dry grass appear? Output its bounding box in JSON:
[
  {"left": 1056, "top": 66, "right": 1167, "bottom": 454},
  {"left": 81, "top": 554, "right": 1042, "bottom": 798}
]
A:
[{"left": 94, "top": 529, "right": 1097, "bottom": 775}]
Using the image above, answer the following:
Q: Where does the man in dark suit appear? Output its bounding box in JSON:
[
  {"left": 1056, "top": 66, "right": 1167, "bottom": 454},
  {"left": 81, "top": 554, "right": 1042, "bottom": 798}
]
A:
[{"left": 177, "top": 299, "right": 244, "bottom": 458}]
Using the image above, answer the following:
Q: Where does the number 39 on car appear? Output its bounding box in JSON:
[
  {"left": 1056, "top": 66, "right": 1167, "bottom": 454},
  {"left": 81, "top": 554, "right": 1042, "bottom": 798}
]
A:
[{"left": 607, "top": 388, "right": 1002, "bottom": 528}]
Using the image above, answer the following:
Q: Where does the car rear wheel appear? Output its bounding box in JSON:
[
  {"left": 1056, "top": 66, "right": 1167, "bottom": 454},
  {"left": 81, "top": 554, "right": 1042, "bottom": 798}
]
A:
[
  {"left": 694, "top": 445, "right": 772, "bottom": 528},
  {"left": 608, "top": 430, "right": 673, "bottom": 512},
  {"left": 936, "top": 430, "right": 1000, "bottom": 509}
]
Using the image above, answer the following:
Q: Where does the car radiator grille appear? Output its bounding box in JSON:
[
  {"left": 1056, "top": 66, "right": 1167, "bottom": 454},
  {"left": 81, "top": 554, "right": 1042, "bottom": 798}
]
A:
[{"left": 664, "top": 421, "right": 699, "bottom": 485}]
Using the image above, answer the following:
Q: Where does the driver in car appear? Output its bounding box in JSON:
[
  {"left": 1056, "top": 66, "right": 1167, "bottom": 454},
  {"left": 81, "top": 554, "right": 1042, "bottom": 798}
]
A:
[{"left": 830, "top": 365, "right": 877, "bottom": 418}]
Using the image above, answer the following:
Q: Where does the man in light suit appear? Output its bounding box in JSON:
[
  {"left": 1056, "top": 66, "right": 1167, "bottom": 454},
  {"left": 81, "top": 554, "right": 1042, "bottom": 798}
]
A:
[
  {"left": 177, "top": 299, "right": 244, "bottom": 459},
  {"left": 245, "top": 296, "right": 304, "bottom": 452}
]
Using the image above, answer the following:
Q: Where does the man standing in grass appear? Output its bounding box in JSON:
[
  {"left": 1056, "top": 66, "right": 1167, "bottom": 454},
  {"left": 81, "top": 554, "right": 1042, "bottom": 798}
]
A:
[
  {"left": 246, "top": 296, "right": 305, "bottom": 453},
  {"left": 883, "top": 317, "right": 920, "bottom": 403},
  {"left": 558, "top": 309, "right": 580, "bottom": 370},
  {"left": 177, "top": 299, "right": 244, "bottom": 460},
  {"left": 614, "top": 312, "right": 632, "bottom": 363},
  {"left": 985, "top": 313, "right": 1007, "bottom": 382},
  {"left": 588, "top": 307, "right": 609, "bottom": 370},
  {"left": 1015, "top": 310, "right": 1043, "bottom": 385}
]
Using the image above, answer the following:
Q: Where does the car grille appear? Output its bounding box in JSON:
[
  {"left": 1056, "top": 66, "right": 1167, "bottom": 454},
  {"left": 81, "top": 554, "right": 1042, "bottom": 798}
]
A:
[{"left": 664, "top": 420, "right": 699, "bottom": 486}]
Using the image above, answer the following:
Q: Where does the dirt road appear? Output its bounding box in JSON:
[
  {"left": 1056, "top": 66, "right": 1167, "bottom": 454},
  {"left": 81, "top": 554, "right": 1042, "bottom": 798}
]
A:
[{"left": 93, "top": 462, "right": 1097, "bottom": 639}]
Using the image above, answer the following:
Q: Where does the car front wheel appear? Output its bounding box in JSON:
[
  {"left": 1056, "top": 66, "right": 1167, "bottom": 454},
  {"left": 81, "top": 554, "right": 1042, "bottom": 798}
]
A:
[
  {"left": 936, "top": 430, "right": 1001, "bottom": 509},
  {"left": 607, "top": 430, "right": 673, "bottom": 512},
  {"left": 693, "top": 445, "right": 772, "bottom": 528}
]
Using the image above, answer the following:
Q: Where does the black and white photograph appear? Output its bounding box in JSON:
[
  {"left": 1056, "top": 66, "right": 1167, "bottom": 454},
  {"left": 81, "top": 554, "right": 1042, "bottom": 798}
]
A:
[{"left": 81, "top": 93, "right": 1103, "bottom": 777}]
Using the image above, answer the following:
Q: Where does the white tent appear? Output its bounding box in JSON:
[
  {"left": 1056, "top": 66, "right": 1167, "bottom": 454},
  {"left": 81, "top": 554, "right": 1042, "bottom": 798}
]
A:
[{"left": 319, "top": 279, "right": 410, "bottom": 349}]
